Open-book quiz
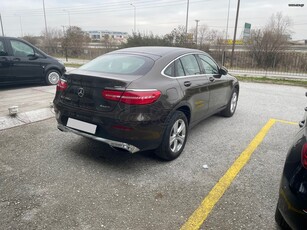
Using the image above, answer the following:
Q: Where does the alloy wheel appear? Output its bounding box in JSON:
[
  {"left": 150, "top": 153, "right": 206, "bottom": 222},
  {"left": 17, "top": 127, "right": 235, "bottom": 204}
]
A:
[
  {"left": 169, "top": 119, "right": 186, "bottom": 153},
  {"left": 230, "top": 92, "right": 238, "bottom": 114}
]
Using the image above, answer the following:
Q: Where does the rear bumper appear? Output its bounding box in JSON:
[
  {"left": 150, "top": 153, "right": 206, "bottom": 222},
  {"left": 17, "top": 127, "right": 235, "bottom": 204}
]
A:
[
  {"left": 58, "top": 124, "right": 140, "bottom": 153},
  {"left": 54, "top": 102, "right": 169, "bottom": 152}
]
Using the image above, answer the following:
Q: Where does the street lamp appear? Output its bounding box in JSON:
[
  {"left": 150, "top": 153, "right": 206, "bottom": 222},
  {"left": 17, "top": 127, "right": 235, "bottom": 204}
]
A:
[
  {"left": 63, "top": 9, "right": 71, "bottom": 27},
  {"left": 0, "top": 13, "right": 4, "bottom": 36},
  {"left": 230, "top": 0, "right": 241, "bottom": 67},
  {"left": 15, "top": 14, "right": 23, "bottom": 37},
  {"left": 42, "top": 0, "right": 48, "bottom": 37},
  {"left": 195, "top": 20, "right": 199, "bottom": 46},
  {"left": 185, "top": 0, "right": 190, "bottom": 34},
  {"left": 222, "top": 0, "right": 231, "bottom": 65},
  {"left": 130, "top": 3, "right": 136, "bottom": 33},
  {"left": 225, "top": 0, "right": 231, "bottom": 43}
]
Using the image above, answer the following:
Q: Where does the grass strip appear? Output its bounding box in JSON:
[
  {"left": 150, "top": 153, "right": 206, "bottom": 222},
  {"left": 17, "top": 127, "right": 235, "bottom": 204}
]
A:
[{"left": 235, "top": 75, "right": 307, "bottom": 87}]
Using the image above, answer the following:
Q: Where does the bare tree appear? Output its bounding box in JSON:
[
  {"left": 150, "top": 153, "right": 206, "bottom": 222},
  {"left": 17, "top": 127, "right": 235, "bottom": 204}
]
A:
[
  {"left": 198, "top": 25, "right": 209, "bottom": 46},
  {"left": 164, "top": 25, "right": 187, "bottom": 46},
  {"left": 189, "top": 27, "right": 196, "bottom": 43},
  {"left": 62, "top": 26, "right": 91, "bottom": 57},
  {"left": 41, "top": 27, "right": 63, "bottom": 55},
  {"left": 22, "top": 35, "right": 41, "bottom": 46},
  {"left": 248, "top": 12, "right": 292, "bottom": 68},
  {"left": 102, "top": 34, "right": 116, "bottom": 52}
]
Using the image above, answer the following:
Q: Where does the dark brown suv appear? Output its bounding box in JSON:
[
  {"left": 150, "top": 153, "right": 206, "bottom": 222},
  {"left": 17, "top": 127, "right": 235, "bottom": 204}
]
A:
[{"left": 53, "top": 46, "right": 239, "bottom": 160}]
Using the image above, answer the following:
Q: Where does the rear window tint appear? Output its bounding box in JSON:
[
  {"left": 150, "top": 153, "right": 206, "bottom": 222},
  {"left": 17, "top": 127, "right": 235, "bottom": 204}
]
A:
[{"left": 79, "top": 54, "right": 154, "bottom": 75}]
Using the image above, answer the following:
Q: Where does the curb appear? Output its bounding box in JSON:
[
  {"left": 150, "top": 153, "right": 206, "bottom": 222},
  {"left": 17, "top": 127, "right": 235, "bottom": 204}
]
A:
[{"left": 0, "top": 108, "right": 55, "bottom": 131}]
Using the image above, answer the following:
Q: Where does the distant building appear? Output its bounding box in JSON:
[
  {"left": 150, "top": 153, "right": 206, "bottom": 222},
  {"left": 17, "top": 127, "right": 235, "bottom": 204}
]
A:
[{"left": 87, "top": 30, "right": 129, "bottom": 44}]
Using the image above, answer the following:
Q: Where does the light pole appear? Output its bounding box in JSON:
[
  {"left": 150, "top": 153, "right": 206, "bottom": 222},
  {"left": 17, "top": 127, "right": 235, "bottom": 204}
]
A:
[
  {"left": 62, "top": 25, "right": 68, "bottom": 62},
  {"left": 130, "top": 3, "right": 136, "bottom": 33},
  {"left": 63, "top": 9, "right": 71, "bottom": 27},
  {"left": 195, "top": 20, "right": 199, "bottom": 46},
  {"left": 0, "top": 13, "right": 4, "bottom": 36},
  {"left": 185, "top": 0, "right": 190, "bottom": 34},
  {"left": 222, "top": 0, "right": 231, "bottom": 65},
  {"left": 225, "top": 0, "right": 231, "bottom": 43},
  {"left": 230, "top": 0, "right": 240, "bottom": 67},
  {"left": 42, "top": 0, "right": 48, "bottom": 37},
  {"left": 15, "top": 14, "right": 23, "bottom": 37}
]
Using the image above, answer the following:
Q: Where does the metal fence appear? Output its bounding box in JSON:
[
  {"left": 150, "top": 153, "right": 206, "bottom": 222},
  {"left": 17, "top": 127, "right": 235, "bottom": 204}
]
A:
[
  {"left": 39, "top": 45, "right": 307, "bottom": 78},
  {"left": 209, "top": 50, "right": 307, "bottom": 78},
  {"left": 38, "top": 46, "right": 115, "bottom": 60}
]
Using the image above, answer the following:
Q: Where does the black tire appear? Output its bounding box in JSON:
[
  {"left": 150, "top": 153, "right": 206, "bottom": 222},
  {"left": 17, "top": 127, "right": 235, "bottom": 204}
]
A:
[
  {"left": 275, "top": 205, "right": 290, "bottom": 230},
  {"left": 221, "top": 88, "right": 238, "bottom": 117},
  {"left": 45, "top": 69, "right": 61, "bottom": 85},
  {"left": 155, "top": 111, "right": 188, "bottom": 161}
]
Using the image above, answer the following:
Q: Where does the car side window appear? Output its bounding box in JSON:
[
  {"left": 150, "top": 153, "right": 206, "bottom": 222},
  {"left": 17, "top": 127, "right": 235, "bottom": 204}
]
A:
[
  {"left": 10, "top": 40, "right": 35, "bottom": 57},
  {"left": 175, "top": 59, "right": 185, "bottom": 77},
  {"left": 179, "top": 55, "right": 201, "bottom": 76},
  {"left": 0, "top": 41, "right": 7, "bottom": 56},
  {"left": 164, "top": 62, "right": 174, "bottom": 77},
  {"left": 198, "top": 54, "right": 219, "bottom": 74}
]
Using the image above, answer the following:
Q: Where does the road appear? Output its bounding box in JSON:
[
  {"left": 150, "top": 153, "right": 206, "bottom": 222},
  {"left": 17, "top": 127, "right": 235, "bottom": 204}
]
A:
[{"left": 0, "top": 82, "right": 306, "bottom": 229}]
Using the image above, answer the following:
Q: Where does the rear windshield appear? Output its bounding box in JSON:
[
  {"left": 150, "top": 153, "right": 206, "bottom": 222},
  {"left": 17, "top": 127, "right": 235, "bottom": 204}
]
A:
[{"left": 79, "top": 53, "right": 154, "bottom": 75}]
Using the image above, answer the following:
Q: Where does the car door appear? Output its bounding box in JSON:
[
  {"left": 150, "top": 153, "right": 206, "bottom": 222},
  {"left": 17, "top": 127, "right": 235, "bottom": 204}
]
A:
[
  {"left": 198, "top": 54, "right": 232, "bottom": 113},
  {"left": 8, "top": 39, "right": 43, "bottom": 83},
  {"left": 0, "top": 38, "right": 12, "bottom": 83},
  {"left": 173, "top": 54, "right": 210, "bottom": 123}
]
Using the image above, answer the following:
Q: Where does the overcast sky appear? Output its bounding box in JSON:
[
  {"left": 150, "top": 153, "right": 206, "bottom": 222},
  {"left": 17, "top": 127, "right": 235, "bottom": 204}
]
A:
[{"left": 1, "top": 0, "right": 307, "bottom": 40}]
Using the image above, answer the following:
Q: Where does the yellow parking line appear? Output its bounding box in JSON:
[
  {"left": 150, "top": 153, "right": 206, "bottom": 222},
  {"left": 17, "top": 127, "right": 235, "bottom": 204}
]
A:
[
  {"left": 180, "top": 118, "right": 277, "bottom": 230},
  {"left": 275, "top": 119, "right": 298, "bottom": 126}
]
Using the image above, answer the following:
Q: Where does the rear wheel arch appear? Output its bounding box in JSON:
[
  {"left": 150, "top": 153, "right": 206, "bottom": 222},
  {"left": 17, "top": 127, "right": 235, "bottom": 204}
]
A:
[
  {"left": 155, "top": 110, "right": 189, "bottom": 160},
  {"left": 176, "top": 105, "right": 191, "bottom": 124},
  {"left": 234, "top": 83, "right": 239, "bottom": 96}
]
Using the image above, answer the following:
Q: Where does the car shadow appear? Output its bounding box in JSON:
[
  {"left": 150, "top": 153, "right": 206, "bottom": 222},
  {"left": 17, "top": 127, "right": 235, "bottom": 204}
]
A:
[
  {"left": 67, "top": 136, "right": 165, "bottom": 168},
  {"left": 58, "top": 113, "right": 229, "bottom": 174}
]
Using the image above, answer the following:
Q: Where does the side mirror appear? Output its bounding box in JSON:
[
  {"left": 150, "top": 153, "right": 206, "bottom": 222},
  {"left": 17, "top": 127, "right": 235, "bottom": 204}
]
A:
[
  {"left": 219, "top": 66, "right": 228, "bottom": 75},
  {"left": 28, "top": 53, "right": 39, "bottom": 60}
]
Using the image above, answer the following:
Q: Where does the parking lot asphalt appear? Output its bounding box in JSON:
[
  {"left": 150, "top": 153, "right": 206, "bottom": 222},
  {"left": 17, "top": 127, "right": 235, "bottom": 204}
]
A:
[{"left": 0, "top": 82, "right": 306, "bottom": 229}]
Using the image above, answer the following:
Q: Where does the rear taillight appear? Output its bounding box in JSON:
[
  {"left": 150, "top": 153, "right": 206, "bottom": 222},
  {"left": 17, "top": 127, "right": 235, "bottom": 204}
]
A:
[
  {"left": 301, "top": 143, "right": 307, "bottom": 169},
  {"left": 57, "top": 79, "right": 68, "bottom": 91},
  {"left": 102, "top": 90, "right": 124, "bottom": 101},
  {"left": 102, "top": 90, "right": 161, "bottom": 105}
]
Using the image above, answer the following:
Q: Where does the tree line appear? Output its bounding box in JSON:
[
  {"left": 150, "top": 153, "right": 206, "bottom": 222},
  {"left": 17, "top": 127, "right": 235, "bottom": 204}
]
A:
[{"left": 21, "top": 12, "right": 301, "bottom": 71}]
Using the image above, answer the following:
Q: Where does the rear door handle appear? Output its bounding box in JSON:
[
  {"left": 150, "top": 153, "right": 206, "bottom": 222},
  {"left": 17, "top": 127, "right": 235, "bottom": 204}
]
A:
[
  {"left": 12, "top": 58, "right": 21, "bottom": 61},
  {"left": 209, "top": 76, "right": 215, "bottom": 82},
  {"left": 184, "top": 81, "right": 191, "bottom": 87}
]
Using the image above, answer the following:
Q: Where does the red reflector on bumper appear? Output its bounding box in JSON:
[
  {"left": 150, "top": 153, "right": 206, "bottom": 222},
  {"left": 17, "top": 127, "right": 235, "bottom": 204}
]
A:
[{"left": 112, "top": 125, "right": 133, "bottom": 131}]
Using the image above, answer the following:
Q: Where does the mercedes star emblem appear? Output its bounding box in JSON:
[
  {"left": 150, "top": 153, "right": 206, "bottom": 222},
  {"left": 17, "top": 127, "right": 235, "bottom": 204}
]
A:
[{"left": 78, "top": 88, "right": 85, "bottom": 97}]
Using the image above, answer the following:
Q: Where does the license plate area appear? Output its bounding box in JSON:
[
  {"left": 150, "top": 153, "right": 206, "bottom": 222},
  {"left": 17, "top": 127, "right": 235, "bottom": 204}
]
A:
[{"left": 67, "top": 118, "right": 97, "bottom": 134}]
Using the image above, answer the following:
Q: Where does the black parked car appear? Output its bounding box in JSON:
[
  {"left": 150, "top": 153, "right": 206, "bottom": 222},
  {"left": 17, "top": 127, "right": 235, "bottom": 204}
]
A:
[
  {"left": 53, "top": 46, "right": 239, "bottom": 160},
  {"left": 275, "top": 92, "right": 307, "bottom": 229},
  {"left": 0, "top": 36, "right": 65, "bottom": 85}
]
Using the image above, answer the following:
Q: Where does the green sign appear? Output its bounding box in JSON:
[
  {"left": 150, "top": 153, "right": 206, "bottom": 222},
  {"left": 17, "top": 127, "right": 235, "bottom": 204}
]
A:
[{"left": 244, "top": 23, "right": 251, "bottom": 30}]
